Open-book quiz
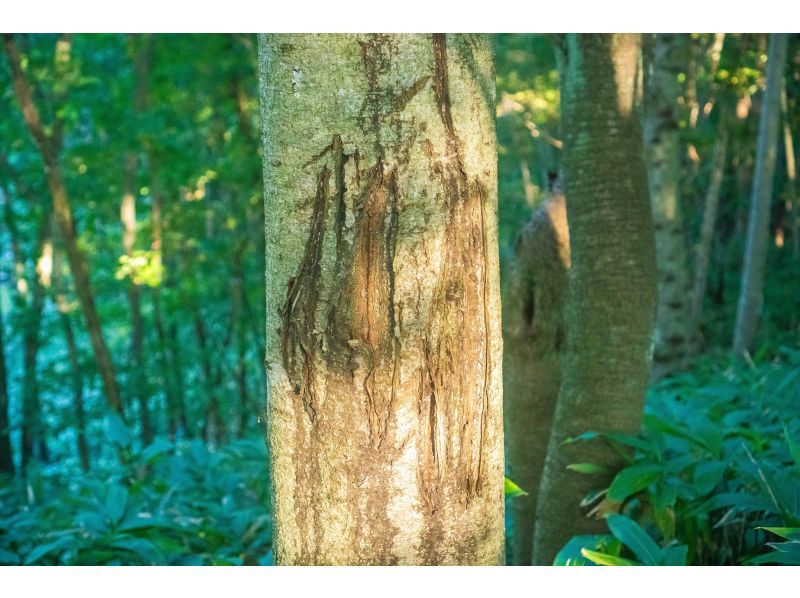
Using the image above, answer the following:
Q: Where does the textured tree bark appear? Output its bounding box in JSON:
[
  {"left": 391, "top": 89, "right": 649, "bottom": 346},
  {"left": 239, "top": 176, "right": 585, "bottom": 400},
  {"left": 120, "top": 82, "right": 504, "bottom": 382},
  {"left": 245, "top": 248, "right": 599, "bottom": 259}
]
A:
[
  {"left": 259, "top": 33, "right": 504, "bottom": 565},
  {"left": 3, "top": 34, "right": 125, "bottom": 417},
  {"left": 690, "top": 125, "right": 729, "bottom": 346},
  {"left": 644, "top": 33, "right": 692, "bottom": 380},
  {"left": 503, "top": 192, "right": 569, "bottom": 565},
  {"left": 733, "top": 33, "right": 790, "bottom": 356},
  {"left": 532, "top": 34, "right": 657, "bottom": 565}
]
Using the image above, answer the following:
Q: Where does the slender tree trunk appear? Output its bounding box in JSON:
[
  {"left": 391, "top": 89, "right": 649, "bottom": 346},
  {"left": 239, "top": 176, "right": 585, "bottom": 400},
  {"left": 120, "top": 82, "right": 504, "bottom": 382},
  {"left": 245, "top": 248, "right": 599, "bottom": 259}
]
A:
[
  {"left": 733, "top": 34, "right": 790, "bottom": 355},
  {"left": 0, "top": 290, "right": 13, "bottom": 476},
  {"left": 121, "top": 153, "right": 152, "bottom": 445},
  {"left": 232, "top": 244, "right": 251, "bottom": 437},
  {"left": 3, "top": 34, "right": 125, "bottom": 417},
  {"left": 52, "top": 247, "right": 90, "bottom": 472},
  {"left": 645, "top": 33, "right": 692, "bottom": 379},
  {"left": 259, "top": 33, "right": 504, "bottom": 565},
  {"left": 690, "top": 126, "right": 729, "bottom": 346},
  {"left": 503, "top": 192, "right": 569, "bottom": 565},
  {"left": 532, "top": 33, "right": 657, "bottom": 565},
  {"left": 193, "top": 313, "right": 224, "bottom": 444},
  {"left": 781, "top": 79, "right": 799, "bottom": 259}
]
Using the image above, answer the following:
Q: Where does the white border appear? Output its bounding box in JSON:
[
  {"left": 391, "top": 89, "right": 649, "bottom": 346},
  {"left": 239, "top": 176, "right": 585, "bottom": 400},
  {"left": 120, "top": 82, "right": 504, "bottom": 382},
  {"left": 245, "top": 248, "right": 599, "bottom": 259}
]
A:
[{"left": 1, "top": 0, "right": 797, "bottom": 33}]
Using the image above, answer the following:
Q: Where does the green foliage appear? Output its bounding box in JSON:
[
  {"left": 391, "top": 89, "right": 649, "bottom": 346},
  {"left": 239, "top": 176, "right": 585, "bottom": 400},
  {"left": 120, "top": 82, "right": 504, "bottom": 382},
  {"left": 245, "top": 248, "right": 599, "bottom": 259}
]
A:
[
  {"left": 0, "top": 432, "right": 272, "bottom": 565},
  {"left": 504, "top": 477, "right": 529, "bottom": 498},
  {"left": 556, "top": 347, "right": 800, "bottom": 565}
]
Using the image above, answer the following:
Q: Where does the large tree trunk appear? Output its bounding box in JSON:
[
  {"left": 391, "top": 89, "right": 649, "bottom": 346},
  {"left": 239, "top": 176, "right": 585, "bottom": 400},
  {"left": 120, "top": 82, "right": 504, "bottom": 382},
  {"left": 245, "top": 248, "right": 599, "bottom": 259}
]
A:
[
  {"left": 644, "top": 33, "right": 692, "bottom": 379},
  {"left": 3, "top": 34, "right": 125, "bottom": 417},
  {"left": 503, "top": 192, "right": 569, "bottom": 565},
  {"left": 733, "top": 33, "right": 790, "bottom": 355},
  {"left": 259, "top": 33, "right": 504, "bottom": 565},
  {"left": 532, "top": 34, "right": 658, "bottom": 565}
]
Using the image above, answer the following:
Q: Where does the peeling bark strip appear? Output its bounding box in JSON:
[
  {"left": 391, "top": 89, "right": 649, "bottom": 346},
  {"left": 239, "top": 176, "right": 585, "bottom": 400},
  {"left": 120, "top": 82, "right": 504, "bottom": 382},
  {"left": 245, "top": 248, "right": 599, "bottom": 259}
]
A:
[{"left": 259, "top": 34, "right": 504, "bottom": 565}]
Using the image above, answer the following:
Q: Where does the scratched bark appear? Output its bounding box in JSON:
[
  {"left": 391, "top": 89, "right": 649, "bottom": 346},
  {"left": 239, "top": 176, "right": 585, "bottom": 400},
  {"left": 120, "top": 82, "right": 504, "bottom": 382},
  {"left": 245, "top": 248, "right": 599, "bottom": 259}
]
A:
[{"left": 258, "top": 34, "right": 504, "bottom": 565}]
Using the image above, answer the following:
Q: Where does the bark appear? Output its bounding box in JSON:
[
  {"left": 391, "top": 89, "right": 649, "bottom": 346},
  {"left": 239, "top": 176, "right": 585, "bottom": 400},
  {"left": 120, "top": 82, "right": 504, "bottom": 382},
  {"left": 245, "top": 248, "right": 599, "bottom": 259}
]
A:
[
  {"left": 644, "top": 33, "right": 692, "bottom": 380},
  {"left": 689, "top": 125, "right": 729, "bottom": 346},
  {"left": 733, "top": 34, "right": 790, "bottom": 355},
  {"left": 532, "top": 34, "right": 658, "bottom": 565},
  {"left": 3, "top": 34, "right": 125, "bottom": 417},
  {"left": 781, "top": 79, "right": 798, "bottom": 258},
  {"left": 259, "top": 33, "right": 504, "bottom": 565},
  {"left": 502, "top": 192, "right": 569, "bottom": 565}
]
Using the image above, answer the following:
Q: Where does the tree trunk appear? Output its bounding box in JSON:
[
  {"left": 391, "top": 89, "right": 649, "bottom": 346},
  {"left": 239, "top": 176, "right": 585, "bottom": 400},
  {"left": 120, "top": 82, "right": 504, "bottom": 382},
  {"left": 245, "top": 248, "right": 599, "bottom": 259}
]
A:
[
  {"left": 3, "top": 34, "right": 125, "bottom": 417},
  {"left": 690, "top": 125, "right": 729, "bottom": 346},
  {"left": 122, "top": 153, "right": 152, "bottom": 445},
  {"left": 781, "top": 79, "right": 799, "bottom": 259},
  {"left": 503, "top": 192, "right": 569, "bottom": 565},
  {"left": 733, "top": 33, "right": 790, "bottom": 356},
  {"left": 259, "top": 33, "right": 504, "bottom": 565},
  {"left": 532, "top": 33, "right": 657, "bottom": 565},
  {"left": 644, "top": 33, "right": 692, "bottom": 380},
  {"left": 53, "top": 247, "right": 90, "bottom": 472},
  {"left": 0, "top": 290, "right": 13, "bottom": 476},
  {"left": 2, "top": 189, "right": 51, "bottom": 468}
]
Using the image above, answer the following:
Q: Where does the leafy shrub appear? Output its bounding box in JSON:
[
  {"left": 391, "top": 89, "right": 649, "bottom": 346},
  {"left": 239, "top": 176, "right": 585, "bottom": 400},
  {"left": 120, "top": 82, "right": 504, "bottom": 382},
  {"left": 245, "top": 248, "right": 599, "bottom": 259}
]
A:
[
  {"left": 556, "top": 346, "right": 800, "bottom": 565},
  {"left": 0, "top": 430, "right": 272, "bottom": 565}
]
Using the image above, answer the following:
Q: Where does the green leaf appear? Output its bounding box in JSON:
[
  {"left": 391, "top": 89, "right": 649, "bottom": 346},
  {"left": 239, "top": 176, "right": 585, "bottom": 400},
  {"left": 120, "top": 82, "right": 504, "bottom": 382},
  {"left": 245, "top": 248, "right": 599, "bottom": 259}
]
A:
[
  {"left": 608, "top": 464, "right": 664, "bottom": 502},
  {"left": 105, "top": 483, "right": 129, "bottom": 524},
  {"left": 566, "top": 463, "right": 610, "bottom": 475},
  {"left": 606, "top": 514, "right": 662, "bottom": 566},
  {"left": 693, "top": 461, "right": 726, "bottom": 496},
  {"left": 580, "top": 548, "right": 638, "bottom": 566},
  {"left": 660, "top": 544, "right": 688, "bottom": 566},
  {"left": 554, "top": 535, "right": 621, "bottom": 566},
  {"left": 504, "top": 477, "right": 528, "bottom": 498},
  {"left": 784, "top": 423, "right": 800, "bottom": 468},
  {"left": 106, "top": 413, "right": 132, "bottom": 448},
  {"left": 758, "top": 527, "right": 800, "bottom": 541},
  {"left": 24, "top": 536, "right": 74, "bottom": 565},
  {"left": 0, "top": 548, "right": 20, "bottom": 564}
]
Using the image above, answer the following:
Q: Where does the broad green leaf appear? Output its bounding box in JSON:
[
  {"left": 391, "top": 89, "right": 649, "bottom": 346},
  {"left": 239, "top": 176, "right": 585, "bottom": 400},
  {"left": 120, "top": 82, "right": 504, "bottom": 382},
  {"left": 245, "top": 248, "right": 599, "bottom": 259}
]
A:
[
  {"left": 660, "top": 544, "right": 688, "bottom": 566},
  {"left": 580, "top": 548, "right": 638, "bottom": 566},
  {"left": 693, "top": 461, "right": 726, "bottom": 496},
  {"left": 758, "top": 527, "right": 800, "bottom": 541},
  {"left": 553, "top": 535, "right": 621, "bottom": 566},
  {"left": 24, "top": 536, "right": 74, "bottom": 565},
  {"left": 504, "top": 477, "right": 528, "bottom": 498},
  {"left": 608, "top": 464, "right": 664, "bottom": 502},
  {"left": 106, "top": 413, "right": 132, "bottom": 448},
  {"left": 606, "top": 514, "right": 661, "bottom": 566},
  {"left": 784, "top": 423, "right": 800, "bottom": 468},
  {"left": 566, "top": 463, "right": 610, "bottom": 475},
  {"left": 105, "top": 483, "right": 129, "bottom": 524},
  {"left": 0, "top": 548, "right": 20, "bottom": 564}
]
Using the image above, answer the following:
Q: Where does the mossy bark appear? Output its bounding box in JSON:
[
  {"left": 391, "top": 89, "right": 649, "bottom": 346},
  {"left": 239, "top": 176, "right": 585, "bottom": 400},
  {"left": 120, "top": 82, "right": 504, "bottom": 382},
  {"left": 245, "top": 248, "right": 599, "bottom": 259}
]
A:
[
  {"left": 503, "top": 193, "right": 569, "bottom": 565},
  {"left": 259, "top": 33, "right": 504, "bottom": 565},
  {"left": 532, "top": 34, "right": 657, "bottom": 565},
  {"left": 644, "top": 33, "right": 692, "bottom": 379}
]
